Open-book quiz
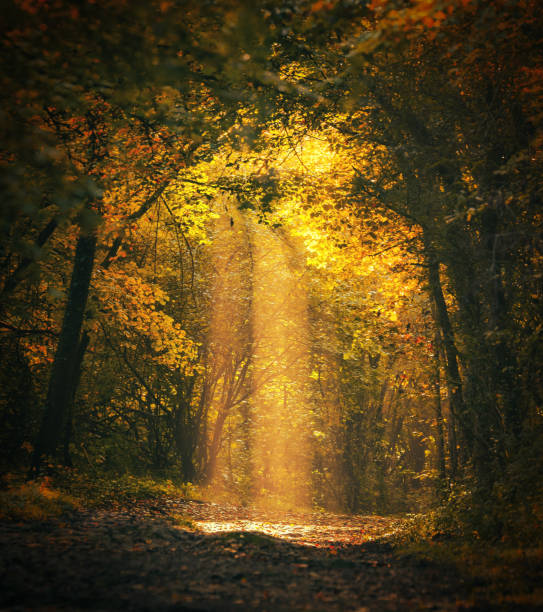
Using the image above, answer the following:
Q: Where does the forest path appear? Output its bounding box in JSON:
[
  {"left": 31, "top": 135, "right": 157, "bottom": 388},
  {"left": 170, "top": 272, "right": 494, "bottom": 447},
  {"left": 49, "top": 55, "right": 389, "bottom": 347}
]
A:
[{"left": 1, "top": 499, "right": 472, "bottom": 611}]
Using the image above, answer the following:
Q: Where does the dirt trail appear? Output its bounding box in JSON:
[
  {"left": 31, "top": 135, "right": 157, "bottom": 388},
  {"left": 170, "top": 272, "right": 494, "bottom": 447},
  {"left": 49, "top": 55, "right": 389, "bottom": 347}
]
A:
[{"left": 1, "top": 500, "right": 472, "bottom": 611}]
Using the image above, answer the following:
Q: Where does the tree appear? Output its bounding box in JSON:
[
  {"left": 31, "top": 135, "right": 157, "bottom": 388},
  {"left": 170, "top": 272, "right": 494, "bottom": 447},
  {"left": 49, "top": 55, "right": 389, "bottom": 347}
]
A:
[{"left": 0, "top": 0, "right": 263, "bottom": 471}]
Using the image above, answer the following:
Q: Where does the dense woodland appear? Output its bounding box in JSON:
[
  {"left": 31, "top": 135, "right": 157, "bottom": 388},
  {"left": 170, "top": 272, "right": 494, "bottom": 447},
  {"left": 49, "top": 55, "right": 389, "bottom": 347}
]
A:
[{"left": 1, "top": 0, "right": 542, "bottom": 543}]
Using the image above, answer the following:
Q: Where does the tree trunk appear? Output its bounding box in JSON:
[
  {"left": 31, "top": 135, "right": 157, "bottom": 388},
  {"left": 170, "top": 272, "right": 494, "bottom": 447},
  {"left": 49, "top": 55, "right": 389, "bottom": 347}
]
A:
[
  {"left": 202, "top": 407, "right": 229, "bottom": 483},
  {"left": 175, "top": 403, "right": 196, "bottom": 482},
  {"left": 432, "top": 334, "right": 447, "bottom": 495},
  {"left": 62, "top": 330, "right": 90, "bottom": 468},
  {"left": 424, "top": 235, "right": 471, "bottom": 455},
  {"left": 481, "top": 201, "right": 520, "bottom": 443},
  {"left": 425, "top": 231, "right": 496, "bottom": 489},
  {"left": 31, "top": 230, "right": 96, "bottom": 474}
]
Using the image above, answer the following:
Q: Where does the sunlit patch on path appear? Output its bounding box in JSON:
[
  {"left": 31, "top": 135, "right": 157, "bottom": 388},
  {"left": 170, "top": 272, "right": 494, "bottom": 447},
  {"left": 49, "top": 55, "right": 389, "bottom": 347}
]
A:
[
  {"left": 174, "top": 499, "right": 406, "bottom": 546},
  {"left": 196, "top": 517, "right": 403, "bottom": 547},
  {"left": 196, "top": 518, "right": 404, "bottom": 548}
]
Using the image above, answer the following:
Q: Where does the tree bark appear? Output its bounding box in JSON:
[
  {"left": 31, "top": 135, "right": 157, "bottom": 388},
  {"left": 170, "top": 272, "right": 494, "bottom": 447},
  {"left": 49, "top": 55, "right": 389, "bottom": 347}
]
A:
[
  {"left": 424, "top": 231, "right": 497, "bottom": 489},
  {"left": 31, "top": 230, "right": 96, "bottom": 474},
  {"left": 62, "top": 330, "right": 90, "bottom": 467},
  {"left": 424, "top": 234, "right": 471, "bottom": 452},
  {"left": 433, "top": 331, "right": 447, "bottom": 494}
]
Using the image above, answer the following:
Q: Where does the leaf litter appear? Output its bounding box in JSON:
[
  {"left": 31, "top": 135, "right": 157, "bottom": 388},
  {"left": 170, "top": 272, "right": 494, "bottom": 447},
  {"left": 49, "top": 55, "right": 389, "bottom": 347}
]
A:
[{"left": 1, "top": 498, "right": 482, "bottom": 610}]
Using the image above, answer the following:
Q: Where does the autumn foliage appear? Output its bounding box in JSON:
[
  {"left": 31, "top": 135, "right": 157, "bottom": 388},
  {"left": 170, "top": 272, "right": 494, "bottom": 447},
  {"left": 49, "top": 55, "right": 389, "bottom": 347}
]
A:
[{"left": 0, "top": 0, "right": 542, "bottom": 545}]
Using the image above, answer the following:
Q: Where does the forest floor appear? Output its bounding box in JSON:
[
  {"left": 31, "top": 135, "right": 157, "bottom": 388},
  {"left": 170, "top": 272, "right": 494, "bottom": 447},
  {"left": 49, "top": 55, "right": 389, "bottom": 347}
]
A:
[{"left": 1, "top": 498, "right": 542, "bottom": 611}]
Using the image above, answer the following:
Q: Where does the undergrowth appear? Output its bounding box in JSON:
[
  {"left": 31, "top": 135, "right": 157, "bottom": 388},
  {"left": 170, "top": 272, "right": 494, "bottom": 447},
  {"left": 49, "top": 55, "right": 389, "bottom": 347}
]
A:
[
  {"left": 56, "top": 470, "right": 197, "bottom": 508},
  {"left": 0, "top": 477, "right": 80, "bottom": 522},
  {"left": 391, "top": 478, "right": 543, "bottom": 609},
  {"left": 0, "top": 469, "right": 199, "bottom": 522}
]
